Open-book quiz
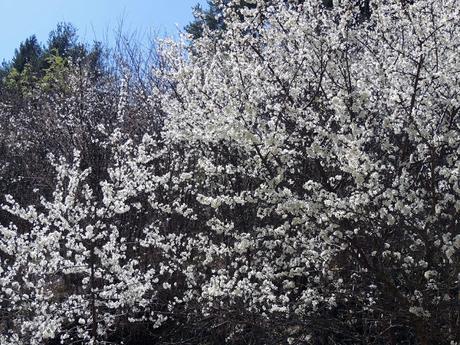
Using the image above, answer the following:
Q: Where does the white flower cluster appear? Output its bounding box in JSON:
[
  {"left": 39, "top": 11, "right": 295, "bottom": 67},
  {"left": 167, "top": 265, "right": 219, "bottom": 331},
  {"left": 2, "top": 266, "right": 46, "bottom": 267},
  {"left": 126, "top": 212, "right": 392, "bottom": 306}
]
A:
[{"left": 1, "top": 0, "right": 460, "bottom": 344}]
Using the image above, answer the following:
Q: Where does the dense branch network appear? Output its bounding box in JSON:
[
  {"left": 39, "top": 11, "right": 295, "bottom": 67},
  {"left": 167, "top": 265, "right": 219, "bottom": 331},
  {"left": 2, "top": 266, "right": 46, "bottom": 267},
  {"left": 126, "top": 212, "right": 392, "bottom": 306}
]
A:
[{"left": 0, "top": 1, "right": 459, "bottom": 344}]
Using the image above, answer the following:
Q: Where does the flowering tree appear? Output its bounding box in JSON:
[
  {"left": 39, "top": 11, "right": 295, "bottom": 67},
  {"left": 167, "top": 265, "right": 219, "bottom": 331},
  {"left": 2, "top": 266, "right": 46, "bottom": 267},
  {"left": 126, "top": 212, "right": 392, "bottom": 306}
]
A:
[{"left": 1, "top": 0, "right": 460, "bottom": 344}]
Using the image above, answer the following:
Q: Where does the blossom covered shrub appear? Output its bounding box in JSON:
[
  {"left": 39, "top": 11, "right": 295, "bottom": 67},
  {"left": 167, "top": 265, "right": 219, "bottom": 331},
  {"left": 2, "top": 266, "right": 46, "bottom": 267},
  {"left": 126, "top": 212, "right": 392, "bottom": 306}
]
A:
[{"left": 1, "top": 0, "right": 460, "bottom": 344}]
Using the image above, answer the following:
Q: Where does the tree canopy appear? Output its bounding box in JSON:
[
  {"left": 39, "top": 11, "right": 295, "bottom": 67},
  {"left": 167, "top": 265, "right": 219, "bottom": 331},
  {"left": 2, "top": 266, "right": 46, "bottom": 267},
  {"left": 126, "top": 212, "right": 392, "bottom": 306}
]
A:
[{"left": 1, "top": 1, "right": 460, "bottom": 344}]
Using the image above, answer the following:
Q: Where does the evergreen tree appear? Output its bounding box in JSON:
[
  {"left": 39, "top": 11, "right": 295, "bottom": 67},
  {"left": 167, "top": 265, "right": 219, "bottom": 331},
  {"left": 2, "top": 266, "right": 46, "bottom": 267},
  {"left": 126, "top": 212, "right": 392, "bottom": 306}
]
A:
[
  {"left": 185, "top": 1, "right": 226, "bottom": 40},
  {"left": 10, "top": 35, "right": 42, "bottom": 74}
]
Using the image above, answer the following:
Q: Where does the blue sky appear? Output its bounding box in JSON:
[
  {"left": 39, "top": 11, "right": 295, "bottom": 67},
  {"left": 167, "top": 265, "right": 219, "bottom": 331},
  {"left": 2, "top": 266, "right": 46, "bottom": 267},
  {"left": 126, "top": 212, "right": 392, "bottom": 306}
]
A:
[{"left": 0, "top": 0, "right": 207, "bottom": 62}]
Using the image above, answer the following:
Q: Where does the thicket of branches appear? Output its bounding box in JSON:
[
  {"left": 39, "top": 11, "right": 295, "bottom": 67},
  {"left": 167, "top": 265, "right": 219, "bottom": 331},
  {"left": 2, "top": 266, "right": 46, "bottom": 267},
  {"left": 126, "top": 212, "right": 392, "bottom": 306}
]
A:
[{"left": 1, "top": 1, "right": 459, "bottom": 344}]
